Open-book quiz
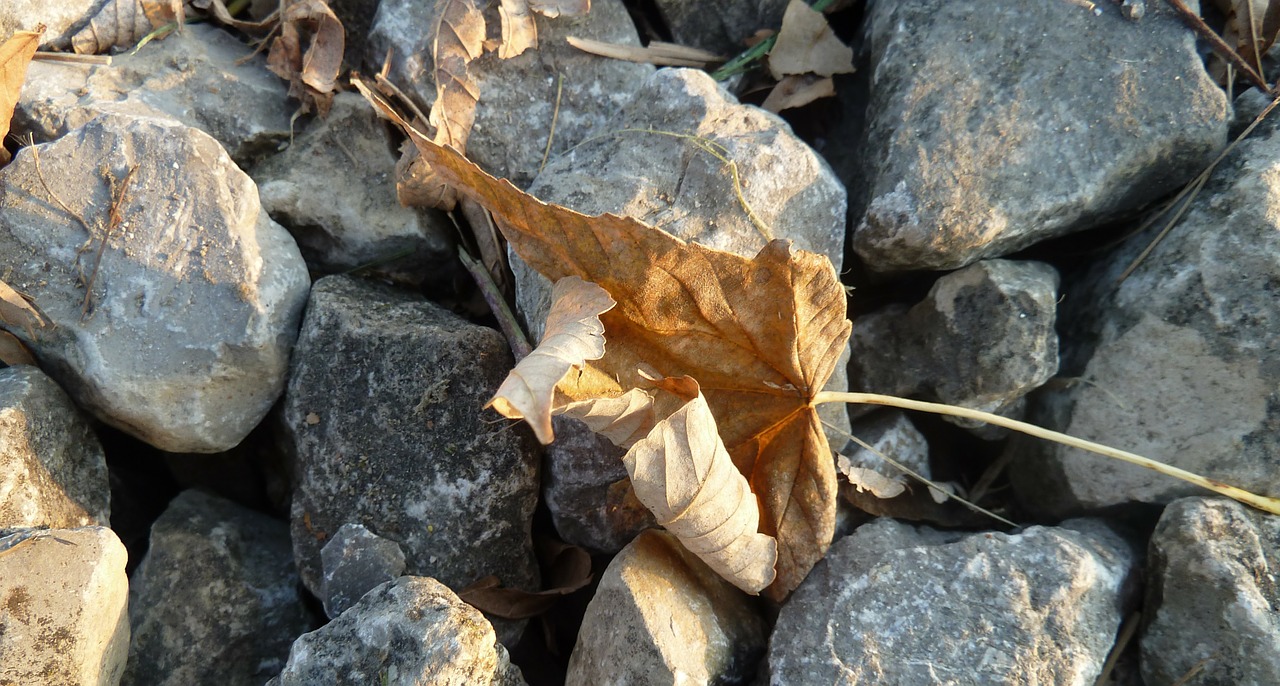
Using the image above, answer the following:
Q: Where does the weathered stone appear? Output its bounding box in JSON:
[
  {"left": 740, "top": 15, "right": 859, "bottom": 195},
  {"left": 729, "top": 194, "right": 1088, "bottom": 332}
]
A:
[
  {"left": 250, "top": 91, "right": 455, "bottom": 287},
  {"left": 851, "top": 0, "right": 1228, "bottom": 271},
  {"left": 282, "top": 275, "right": 539, "bottom": 644},
  {"left": 652, "top": 0, "right": 790, "bottom": 55},
  {"left": 849, "top": 259, "right": 1059, "bottom": 435},
  {"left": 567, "top": 530, "right": 767, "bottom": 685},
  {"left": 1009, "top": 114, "right": 1280, "bottom": 517},
  {"left": 15, "top": 24, "right": 292, "bottom": 164},
  {"left": 320, "top": 523, "right": 408, "bottom": 619},
  {"left": 0, "top": 114, "right": 310, "bottom": 453},
  {"left": 0, "top": 0, "right": 100, "bottom": 51},
  {"left": 1141, "top": 497, "right": 1280, "bottom": 685},
  {"left": 368, "top": 0, "right": 653, "bottom": 189},
  {"left": 122, "top": 490, "right": 315, "bottom": 686},
  {"left": 0, "top": 366, "right": 109, "bottom": 528},
  {"left": 267, "top": 577, "right": 526, "bottom": 686},
  {"left": 769, "top": 518, "right": 1136, "bottom": 684},
  {"left": 0, "top": 526, "right": 130, "bottom": 686}
]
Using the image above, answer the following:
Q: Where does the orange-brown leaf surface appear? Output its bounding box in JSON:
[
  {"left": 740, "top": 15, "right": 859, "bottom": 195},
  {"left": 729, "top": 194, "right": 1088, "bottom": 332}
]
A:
[
  {"left": 768, "top": 0, "right": 854, "bottom": 79},
  {"left": 0, "top": 330, "right": 37, "bottom": 366},
  {"left": 0, "top": 28, "right": 41, "bottom": 165},
  {"left": 266, "top": 0, "right": 345, "bottom": 115},
  {"left": 498, "top": 0, "right": 539, "bottom": 58},
  {"left": 71, "top": 0, "right": 183, "bottom": 54},
  {"left": 356, "top": 82, "right": 850, "bottom": 597},
  {"left": 0, "top": 278, "right": 48, "bottom": 339}
]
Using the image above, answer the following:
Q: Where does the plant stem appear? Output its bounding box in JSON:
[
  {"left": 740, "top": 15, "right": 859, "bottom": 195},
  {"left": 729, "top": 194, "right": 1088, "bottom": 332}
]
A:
[{"left": 812, "top": 391, "right": 1280, "bottom": 515}]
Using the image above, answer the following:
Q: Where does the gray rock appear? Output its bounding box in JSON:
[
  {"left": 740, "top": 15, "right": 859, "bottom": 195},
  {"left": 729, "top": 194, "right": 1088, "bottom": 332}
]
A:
[
  {"left": 368, "top": 0, "right": 653, "bottom": 189},
  {"left": 652, "top": 0, "right": 790, "bottom": 55},
  {"left": 0, "top": 114, "right": 310, "bottom": 453},
  {"left": 320, "top": 523, "right": 408, "bottom": 619},
  {"left": 0, "top": 0, "right": 99, "bottom": 50},
  {"left": 516, "top": 67, "right": 850, "bottom": 550},
  {"left": 1009, "top": 114, "right": 1280, "bottom": 517},
  {"left": 0, "top": 366, "right": 109, "bottom": 528},
  {"left": 122, "top": 489, "right": 314, "bottom": 686},
  {"left": 282, "top": 275, "right": 540, "bottom": 643},
  {"left": 851, "top": 0, "right": 1228, "bottom": 271},
  {"left": 1141, "top": 497, "right": 1280, "bottom": 685},
  {"left": 267, "top": 576, "right": 526, "bottom": 686},
  {"left": 769, "top": 518, "right": 1136, "bottom": 684},
  {"left": 542, "top": 417, "right": 656, "bottom": 554},
  {"left": 567, "top": 530, "right": 767, "bottom": 686},
  {"left": 849, "top": 259, "right": 1060, "bottom": 435},
  {"left": 250, "top": 91, "right": 455, "bottom": 286},
  {"left": 15, "top": 24, "right": 292, "bottom": 164},
  {"left": 0, "top": 526, "right": 130, "bottom": 686}
]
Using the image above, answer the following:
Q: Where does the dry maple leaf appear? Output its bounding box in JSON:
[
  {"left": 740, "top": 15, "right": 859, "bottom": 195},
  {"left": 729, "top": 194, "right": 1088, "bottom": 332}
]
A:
[
  {"left": 356, "top": 81, "right": 849, "bottom": 598},
  {"left": 0, "top": 27, "right": 42, "bottom": 165}
]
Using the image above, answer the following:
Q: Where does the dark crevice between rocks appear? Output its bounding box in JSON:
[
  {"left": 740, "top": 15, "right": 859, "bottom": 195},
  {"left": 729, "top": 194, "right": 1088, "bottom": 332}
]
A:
[{"left": 622, "top": 0, "right": 674, "bottom": 44}]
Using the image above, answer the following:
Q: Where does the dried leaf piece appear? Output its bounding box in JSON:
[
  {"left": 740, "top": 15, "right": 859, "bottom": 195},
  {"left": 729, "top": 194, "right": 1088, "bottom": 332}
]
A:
[
  {"left": 1208, "top": 0, "right": 1280, "bottom": 83},
  {"left": 265, "top": 0, "right": 345, "bottom": 115},
  {"left": 488, "top": 276, "right": 616, "bottom": 444},
  {"left": 529, "top": 0, "right": 590, "bottom": 18},
  {"left": 0, "top": 279, "right": 48, "bottom": 338},
  {"left": 71, "top": 0, "right": 184, "bottom": 55},
  {"left": 356, "top": 82, "right": 850, "bottom": 599},
  {"left": 768, "top": 0, "right": 854, "bottom": 79},
  {"left": 0, "top": 330, "right": 37, "bottom": 366},
  {"left": 458, "top": 538, "right": 593, "bottom": 619},
  {"left": 761, "top": 73, "right": 835, "bottom": 113},
  {"left": 498, "top": 0, "right": 538, "bottom": 58},
  {"left": 0, "top": 28, "right": 41, "bottom": 165},
  {"left": 558, "top": 388, "right": 656, "bottom": 449},
  {"left": 624, "top": 377, "right": 777, "bottom": 595}
]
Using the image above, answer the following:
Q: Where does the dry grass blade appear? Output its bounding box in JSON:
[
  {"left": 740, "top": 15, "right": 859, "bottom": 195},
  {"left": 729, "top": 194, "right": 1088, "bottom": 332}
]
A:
[
  {"left": 565, "top": 36, "right": 716, "bottom": 68},
  {"left": 31, "top": 53, "right": 112, "bottom": 65},
  {"left": 82, "top": 164, "right": 139, "bottom": 318}
]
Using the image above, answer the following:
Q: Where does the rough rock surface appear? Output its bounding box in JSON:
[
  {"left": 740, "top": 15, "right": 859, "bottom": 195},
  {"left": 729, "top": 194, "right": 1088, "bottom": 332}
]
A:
[
  {"left": 769, "top": 518, "right": 1136, "bottom": 684},
  {"left": 849, "top": 259, "right": 1060, "bottom": 427},
  {"left": 267, "top": 577, "right": 526, "bottom": 686},
  {"left": 15, "top": 24, "right": 293, "bottom": 164},
  {"left": 1141, "top": 497, "right": 1280, "bottom": 685},
  {"left": 0, "top": 366, "right": 109, "bottom": 528},
  {"left": 320, "top": 522, "right": 408, "bottom": 619},
  {"left": 567, "top": 530, "right": 767, "bottom": 685},
  {"left": 122, "top": 489, "right": 315, "bottom": 686},
  {"left": 0, "top": 526, "right": 130, "bottom": 686},
  {"left": 0, "top": 1, "right": 100, "bottom": 50},
  {"left": 281, "top": 275, "right": 540, "bottom": 641},
  {"left": 0, "top": 114, "right": 310, "bottom": 453},
  {"left": 250, "top": 91, "right": 455, "bottom": 286},
  {"left": 1009, "top": 115, "right": 1280, "bottom": 516},
  {"left": 652, "top": 0, "right": 789, "bottom": 54},
  {"left": 852, "top": 0, "right": 1228, "bottom": 271},
  {"left": 516, "top": 67, "right": 850, "bottom": 551},
  {"left": 368, "top": 0, "right": 653, "bottom": 189}
]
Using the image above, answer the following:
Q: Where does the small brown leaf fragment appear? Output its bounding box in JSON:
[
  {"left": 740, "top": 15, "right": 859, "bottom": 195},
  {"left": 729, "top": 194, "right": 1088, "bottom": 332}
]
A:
[
  {"left": 529, "top": 0, "right": 590, "bottom": 18},
  {"left": 0, "top": 279, "right": 48, "bottom": 339},
  {"left": 768, "top": 0, "right": 854, "bottom": 79},
  {"left": 489, "top": 276, "right": 616, "bottom": 443},
  {"left": 498, "top": 0, "right": 538, "bottom": 58},
  {"left": 0, "top": 28, "right": 42, "bottom": 165},
  {"left": 624, "top": 378, "right": 778, "bottom": 595},
  {"left": 1208, "top": 0, "right": 1280, "bottom": 83},
  {"left": 71, "top": 0, "right": 184, "bottom": 55},
  {"left": 265, "top": 0, "right": 345, "bottom": 115},
  {"left": 761, "top": 74, "right": 835, "bottom": 113},
  {"left": 0, "top": 330, "right": 37, "bottom": 366}
]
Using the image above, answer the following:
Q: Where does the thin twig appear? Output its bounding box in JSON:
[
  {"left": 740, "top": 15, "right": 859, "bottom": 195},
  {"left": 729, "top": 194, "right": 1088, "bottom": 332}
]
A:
[
  {"left": 29, "top": 142, "right": 94, "bottom": 236},
  {"left": 1117, "top": 92, "right": 1280, "bottom": 284},
  {"left": 458, "top": 247, "right": 532, "bottom": 360},
  {"left": 82, "top": 165, "right": 138, "bottom": 318},
  {"left": 538, "top": 73, "right": 563, "bottom": 176},
  {"left": 1094, "top": 611, "right": 1141, "bottom": 686},
  {"left": 32, "top": 52, "right": 111, "bottom": 66},
  {"left": 1164, "top": 0, "right": 1271, "bottom": 93},
  {"left": 812, "top": 391, "right": 1280, "bottom": 515}
]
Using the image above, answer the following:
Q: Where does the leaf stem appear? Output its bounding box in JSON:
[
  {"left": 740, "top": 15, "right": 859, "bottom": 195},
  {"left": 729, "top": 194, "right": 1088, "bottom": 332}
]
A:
[{"left": 812, "top": 391, "right": 1280, "bottom": 515}]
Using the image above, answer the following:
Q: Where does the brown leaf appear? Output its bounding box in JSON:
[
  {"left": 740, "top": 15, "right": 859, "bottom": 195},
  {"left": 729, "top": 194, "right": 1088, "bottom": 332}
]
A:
[
  {"left": 265, "top": 0, "right": 345, "bottom": 115},
  {"left": 0, "top": 28, "right": 42, "bottom": 165},
  {"left": 498, "top": 0, "right": 539, "bottom": 58},
  {"left": 489, "top": 276, "right": 616, "bottom": 444},
  {"left": 71, "top": 0, "right": 184, "bottom": 55},
  {"left": 459, "top": 537, "right": 593, "bottom": 619},
  {"left": 528, "top": 0, "right": 591, "bottom": 18},
  {"left": 355, "top": 90, "right": 851, "bottom": 598},
  {"left": 1209, "top": 0, "right": 1280, "bottom": 83},
  {"left": 0, "top": 330, "right": 37, "bottom": 366},
  {"left": 0, "top": 279, "right": 48, "bottom": 339},
  {"left": 768, "top": 0, "right": 854, "bottom": 79},
  {"left": 761, "top": 74, "right": 835, "bottom": 113}
]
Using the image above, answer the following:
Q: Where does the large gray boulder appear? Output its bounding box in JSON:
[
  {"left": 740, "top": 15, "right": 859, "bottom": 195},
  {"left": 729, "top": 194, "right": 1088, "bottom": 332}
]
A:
[
  {"left": 851, "top": 0, "right": 1228, "bottom": 271},
  {"left": 0, "top": 114, "right": 310, "bottom": 453}
]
